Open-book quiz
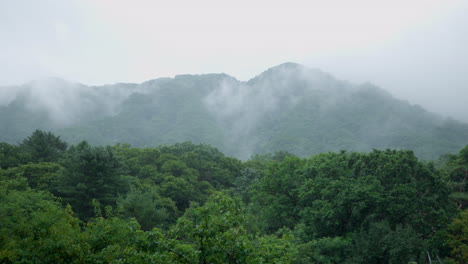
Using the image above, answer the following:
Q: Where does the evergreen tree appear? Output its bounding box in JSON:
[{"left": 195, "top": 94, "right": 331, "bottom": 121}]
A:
[
  {"left": 59, "top": 141, "right": 127, "bottom": 219},
  {"left": 20, "top": 130, "right": 67, "bottom": 163}
]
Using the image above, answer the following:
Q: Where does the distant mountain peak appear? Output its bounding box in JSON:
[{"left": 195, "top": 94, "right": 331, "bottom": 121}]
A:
[
  {"left": 272, "top": 62, "right": 304, "bottom": 69},
  {"left": 248, "top": 62, "right": 332, "bottom": 86},
  {"left": 263, "top": 62, "right": 306, "bottom": 75}
]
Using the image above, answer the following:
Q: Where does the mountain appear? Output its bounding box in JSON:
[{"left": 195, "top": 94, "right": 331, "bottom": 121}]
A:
[{"left": 1, "top": 63, "right": 467, "bottom": 159}]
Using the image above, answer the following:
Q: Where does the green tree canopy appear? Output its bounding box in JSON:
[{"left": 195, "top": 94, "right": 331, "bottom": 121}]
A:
[
  {"left": 59, "top": 141, "right": 128, "bottom": 219},
  {"left": 20, "top": 130, "right": 67, "bottom": 163}
]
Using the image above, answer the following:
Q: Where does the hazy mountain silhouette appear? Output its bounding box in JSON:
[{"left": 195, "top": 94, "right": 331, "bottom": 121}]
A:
[{"left": 1, "top": 63, "right": 467, "bottom": 159}]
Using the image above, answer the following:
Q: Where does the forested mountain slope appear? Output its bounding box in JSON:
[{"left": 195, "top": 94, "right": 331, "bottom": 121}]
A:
[{"left": 1, "top": 63, "right": 467, "bottom": 159}]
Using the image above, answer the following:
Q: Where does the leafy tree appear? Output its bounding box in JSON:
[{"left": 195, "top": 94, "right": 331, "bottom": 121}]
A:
[
  {"left": 114, "top": 143, "right": 218, "bottom": 212},
  {"left": 112, "top": 145, "right": 165, "bottom": 185},
  {"left": 0, "top": 142, "right": 24, "bottom": 169},
  {"left": 0, "top": 162, "right": 62, "bottom": 192},
  {"left": 249, "top": 156, "right": 306, "bottom": 233},
  {"left": 297, "top": 174, "right": 383, "bottom": 240},
  {"left": 172, "top": 193, "right": 297, "bottom": 264},
  {"left": 158, "top": 157, "right": 214, "bottom": 211},
  {"left": 0, "top": 188, "right": 83, "bottom": 263},
  {"left": 79, "top": 216, "right": 144, "bottom": 263},
  {"left": 140, "top": 228, "right": 198, "bottom": 264},
  {"left": 172, "top": 193, "right": 250, "bottom": 263},
  {"left": 159, "top": 175, "right": 201, "bottom": 211},
  {"left": 447, "top": 210, "right": 468, "bottom": 264},
  {"left": 161, "top": 142, "right": 243, "bottom": 188},
  {"left": 249, "top": 232, "right": 297, "bottom": 264}
]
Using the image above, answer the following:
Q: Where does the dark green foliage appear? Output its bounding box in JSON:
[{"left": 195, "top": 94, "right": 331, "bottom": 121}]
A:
[
  {"left": 443, "top": 146, "right": 468, "bottom": 209},
  {"left": 296, "top": 236, "right": 351, "bottom": 264},
  {"left": 250, "top": 156, "right": 306, "bottom": 233},
  {"left": 349, "top": 222, "right": 423, "bottom": 264},
  {"left": 297, "top": 173, "right": 383, "bottom": 239},
  {"left": 20, "top": 130, "right": 67, "bottom": 163},
  {"left": 250, "top": 149, "right": 457, "bottom": 263},
  {"left": 117, "top": 186, "right": 178, "bottom": 230},
  {"left": 58, "top": 141, "right": 127, "bottom": 219}
]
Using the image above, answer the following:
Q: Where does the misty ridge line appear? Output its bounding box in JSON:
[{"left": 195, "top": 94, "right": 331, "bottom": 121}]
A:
[
  {"left": 1, "top": 62, "right": 467, "bottom": 160},
  {"left": 0, "top": 62, "right": 454, "bottom": 125}
]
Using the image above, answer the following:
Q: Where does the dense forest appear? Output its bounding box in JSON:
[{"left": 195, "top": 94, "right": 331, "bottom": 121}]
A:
[
  {"left": 2, "top": 63, "right": 468, "bottom": 160},
  {"left": 0, "top": 130, "right": 467, "bottom": 263}
]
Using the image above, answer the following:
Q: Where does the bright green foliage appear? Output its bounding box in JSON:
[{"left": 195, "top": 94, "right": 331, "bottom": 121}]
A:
[
  {"left": 112, "top": 144, "right": 157, "bottom": 176},
  {"left": 0, "top": 188, "right": 83, "bottom": 263},
  {"left": 158, "top": 157, "right": 212, "bottom": 210},
  {"left": 249, "top": 232, "right": 297, "bottom": 264},
  {"left": 159, "top": 142, "right": 243, "bottom": 188},
  {"left": 0, "top": 162, "right": 62, "bottom": 192},
  {"left": 172, "top": 193, "right": 252, "bottom": 263},
  {"left": 0, "top": 183, "right": 195, "bottom": 264},
  {"left": 113, "top": 142, "right": 238, "bottom": 211},
  {"left": 0, "top": 142, "right": 24, "bottom": 169},
  {"left": 114, "top": 142, "right": 242, "bottom": 187},
  {"left": 128, "top": 228, "right": 197, "bottom": 264},
  {"left": 447, "top": 210, "right": 468, "bottom": 264},
  {"left": 161, "top": 159, "right": 193, "bottom": 177},
  {"left": 59, "top": 141, "right": 128, "bottom": 219},
  {"left": 0, "top": 174, "right": 29, "bottom": 192},
  {"left": 20, "top": 130, "right": 67, "bottom": 163},
  {"left": 172, "top": 193, "right": 297, "bottom": 264},
  {"left": 79, "top": 217, "right": 144, "bottom": 263}
]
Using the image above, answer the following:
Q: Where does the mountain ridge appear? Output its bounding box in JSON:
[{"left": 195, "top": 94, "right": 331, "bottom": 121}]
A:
[{"left": 0, "top": 63, "right": 467, "bottom": 159}]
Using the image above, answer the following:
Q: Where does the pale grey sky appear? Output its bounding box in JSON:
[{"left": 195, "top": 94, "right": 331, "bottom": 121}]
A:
[{"left": 1, "top": 0, "right": 467, "bottom": 121}]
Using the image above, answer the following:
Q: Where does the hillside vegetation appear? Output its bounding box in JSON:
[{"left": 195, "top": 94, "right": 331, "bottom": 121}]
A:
[{"left": 0, "top": 131, "right": 467, "bottom": 263}]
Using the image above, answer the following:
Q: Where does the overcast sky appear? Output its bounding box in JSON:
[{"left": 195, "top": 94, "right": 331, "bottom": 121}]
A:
[{"left": 1, "top": 0, "right": 467, "bottom": 121}]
